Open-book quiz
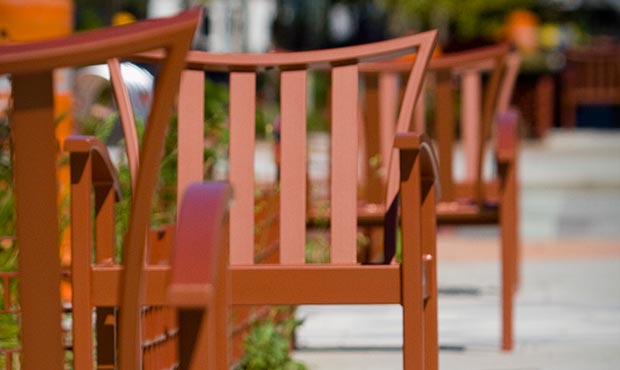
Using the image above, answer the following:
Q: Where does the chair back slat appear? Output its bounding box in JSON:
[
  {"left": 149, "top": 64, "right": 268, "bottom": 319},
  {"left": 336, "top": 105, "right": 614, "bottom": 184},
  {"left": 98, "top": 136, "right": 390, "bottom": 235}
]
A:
[
  {"left": 178, "top": 70, "right": 206, "bottom": 208},
  {"left": 229, "top": 71, "right": 257, "bottom": 265},
  {"left": 379, "top": 72, "right": 400, "bottom": 185},
  {"left": 363, "top": 44, "right": 514, "bottom": 205},
  {"left": 359, "top": 71, "right": 403, "bottom": 205},
  {"left": 474, "top": 52, "right": 505, "bottom": 204},
  {"left": 280, "top": 69, "right": 308, "bottom": 264},
  {"left": 330, "top": 64, "right": 359, "bottom": 264},
  {"left": 461, "top": 68, "right": 482, "bottom": 183},
  {"left": 94, "top": 182, "right": 117, "bottom": 263},
  {"left": 433, "top": 69, "right": 456, "bottom": 201},
  {"left": 359, "top": 71, "right": 401, "bottom": 204}
]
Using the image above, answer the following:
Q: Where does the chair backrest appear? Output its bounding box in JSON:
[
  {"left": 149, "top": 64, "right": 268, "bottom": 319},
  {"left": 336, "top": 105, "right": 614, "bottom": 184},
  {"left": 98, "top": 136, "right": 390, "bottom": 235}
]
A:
[
  {"left": 562, "top": 43, "right": 620, "bottom": 127},
  {"left": 360, "top": 44, "right": 520, "bottom": 205},
  {"left": 141, "top": 30, "right": 437, "bottom": 269},
  {"left": 564, "top": 43, "right": 620, "bottom": 96},
  {"left": 107, "top": 30, "right": 437, "bottom": 369},
  {"left": 0, "top": 8, "right": 199, "bottom": 370}
]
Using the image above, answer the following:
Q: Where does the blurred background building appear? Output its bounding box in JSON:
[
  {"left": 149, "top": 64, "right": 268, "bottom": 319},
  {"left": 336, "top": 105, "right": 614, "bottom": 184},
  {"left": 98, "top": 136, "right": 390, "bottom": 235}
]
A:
[{"left": 3, "top": 0, "right": 620, "bottom": 134}]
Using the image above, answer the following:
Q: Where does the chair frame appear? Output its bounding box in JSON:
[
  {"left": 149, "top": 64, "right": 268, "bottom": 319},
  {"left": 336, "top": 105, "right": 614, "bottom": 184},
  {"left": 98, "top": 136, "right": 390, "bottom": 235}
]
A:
[
  {"left": 135, "top": 30, "right": 441, "bottom": 369},
  {"left": 0, "top": 8, "right": 200, "bottom": 369},
  {"left": 561, "top": 43, "right": 620, "bottom": 128},
  {"left": 9, "top": 24, "right": 441, "bottom": 369},
  {"left": 357, "top": 44, "right": 521, "bottom": 350}
]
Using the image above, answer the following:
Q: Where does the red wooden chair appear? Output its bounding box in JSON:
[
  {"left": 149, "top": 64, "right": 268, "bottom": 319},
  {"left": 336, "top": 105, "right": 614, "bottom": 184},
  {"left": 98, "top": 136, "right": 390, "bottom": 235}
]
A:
[
  {"left": 140, "top": 29, "right": 441, "bottom": 370},
  {"left": 60, "top": 26, "right": 440, "bottom": 370},
  {"left": 108, "top": 54, "right": 283, "bottom": 364},
  {"left": 561, "top": 43, "right": 620, "bottom": 128},
  {"left": 0, "top": 8, "right": 228, "bottom": 370},
  {"left": 358, "top": 44, "right": 521, "bottom": 350}
]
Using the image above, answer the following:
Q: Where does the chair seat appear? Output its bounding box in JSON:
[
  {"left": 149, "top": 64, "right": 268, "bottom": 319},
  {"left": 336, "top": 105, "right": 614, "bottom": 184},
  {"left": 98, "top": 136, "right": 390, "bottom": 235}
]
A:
[
  {"left": 310, "top": 200, "right": 500, "bottom": 226},
  {"left": 307, "top": 202, "right": 389, "bottom": 226},
  {"left": 436, "top": 200, "right": 499, "bottom": 225},
  {"left": 141, "top": 29, "right": 441, "bottom": 369}
]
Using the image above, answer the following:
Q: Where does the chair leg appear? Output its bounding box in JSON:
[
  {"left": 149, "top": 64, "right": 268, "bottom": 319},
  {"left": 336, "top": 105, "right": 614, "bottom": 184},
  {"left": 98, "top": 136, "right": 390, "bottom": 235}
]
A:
[
  {"left": 399, "top": 149, "right": 425, "bottom": 369},
  {"left": 512, "top": 173, "right": 521, "bottom": 294},
  {"left": 216, "top": 235, "right": 231, "bottom": 370},
  {"left": 501, "top": 225, "right": 514, "bottom": 351},
  {"left": 96, "top": 307, "right": 117, "bottom": 368},
  {"left": 402, "top": 266, "right": 425, "bottom": 370},
  {"left": 178, "top": 309, "right": 212, "bottom": 370},
  {"left": 215, "top": 299, "right": 229, "bottom": 370},
  {"left": 422, "top": 184, "right": 438, "bottom": 370},
  {"left": 562, "top": 94, "right": 577, "bottom": 129},
  {"left": 500, "top": 161, "right": 518, "bottom": 351}
]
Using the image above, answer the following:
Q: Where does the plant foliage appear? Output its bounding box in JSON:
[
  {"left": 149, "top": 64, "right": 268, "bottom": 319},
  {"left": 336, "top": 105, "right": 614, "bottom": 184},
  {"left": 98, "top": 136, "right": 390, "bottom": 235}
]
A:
[
  {"left": 387, "top": 0, "right": 536, "bottom": 42},
  {"left": 236, "top": 308, "right": 306, "bottom": 370}
]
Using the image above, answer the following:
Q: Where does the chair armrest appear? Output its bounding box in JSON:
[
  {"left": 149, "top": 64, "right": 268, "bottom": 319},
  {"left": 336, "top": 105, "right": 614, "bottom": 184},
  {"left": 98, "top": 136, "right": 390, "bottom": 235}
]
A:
[
  {"left": 393, "top": 132, "right": 441, "bottom": 200},
  {"left": 356, "top": 133, "right": 441, "bottom": 228},
  {"left": 168, "top": 181, "right": 231, "bottom": 307},
  {"left": 64, "top": 135, "right": 122, "bottom": 201},
  {"left": 381, "top": 132, "right": 441, "bottom": 263},
  {"left": 495, "top": 109, "right": 519, "bottom": 164}
]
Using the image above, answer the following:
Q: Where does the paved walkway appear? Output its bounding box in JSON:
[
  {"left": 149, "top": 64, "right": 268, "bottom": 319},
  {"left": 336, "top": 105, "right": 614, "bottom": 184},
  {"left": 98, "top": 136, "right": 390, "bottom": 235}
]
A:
[{"left": 292, "top": 129, "right": 620, "bottom": 370}]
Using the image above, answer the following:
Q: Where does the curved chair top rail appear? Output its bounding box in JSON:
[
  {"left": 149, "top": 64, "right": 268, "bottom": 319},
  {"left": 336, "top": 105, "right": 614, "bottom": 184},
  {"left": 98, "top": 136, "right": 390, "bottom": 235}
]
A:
[
  {"left": 357, "top": 43, "right": 518, "bottom": 206},
  {"left": 135, "top": 30, "right": 437, "bottom": 71},
  {"left": 359, "top": 43, "right": 511, "bottom": 73},
  {"left": 0, "top": 7, "right": 201, "bottom": 74}
]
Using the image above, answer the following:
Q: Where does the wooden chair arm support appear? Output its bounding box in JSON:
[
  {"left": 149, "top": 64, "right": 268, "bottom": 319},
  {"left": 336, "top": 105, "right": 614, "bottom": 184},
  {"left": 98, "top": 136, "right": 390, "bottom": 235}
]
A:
[
  {"left": 495, "top": 109, "right": 519, "bottom": 164},
  {"left": 168, "top": 181, "right": 231, "bottom": 308},
  {"left": 394, "top": 132, "right": 441, "bottom": 199},
  {"left": 65, "top": 135, "right": 122, "bottom": 201},
  {"left": 345, "top": 133, "right": 441, "bottom": 228}
]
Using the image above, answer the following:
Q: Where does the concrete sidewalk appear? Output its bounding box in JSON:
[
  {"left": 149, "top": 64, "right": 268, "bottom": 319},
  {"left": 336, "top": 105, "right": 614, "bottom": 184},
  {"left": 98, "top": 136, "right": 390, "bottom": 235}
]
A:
[
  {"left": 294, "top": 255, "right": 620, "bottom": 370},
  {"left": 292, "top": 129, "right": 620, "bottom": 370}
]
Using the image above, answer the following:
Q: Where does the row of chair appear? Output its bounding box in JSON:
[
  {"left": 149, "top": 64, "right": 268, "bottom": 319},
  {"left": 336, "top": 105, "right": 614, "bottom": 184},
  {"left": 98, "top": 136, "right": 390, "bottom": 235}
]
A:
[
  {"left": 353, "top": 45, "right": 521, "bottom": 351},
  {"left": 0, "top": 7, "right": 520, "bottom": 369}
]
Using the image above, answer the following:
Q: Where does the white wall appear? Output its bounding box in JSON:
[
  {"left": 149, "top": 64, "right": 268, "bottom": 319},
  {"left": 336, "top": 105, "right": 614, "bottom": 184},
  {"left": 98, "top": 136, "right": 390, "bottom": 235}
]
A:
[
  {"left": 207, "top": 0, "right": 276, "bottom": 53},
  {"left": 147, "top": 0, "right": 184, "bottom": 18}
]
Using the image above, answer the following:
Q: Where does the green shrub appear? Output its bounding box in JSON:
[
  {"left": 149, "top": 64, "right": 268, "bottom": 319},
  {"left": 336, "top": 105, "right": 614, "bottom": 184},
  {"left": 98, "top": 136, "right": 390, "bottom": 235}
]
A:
[{"left": 236, "top": 308, "right": 306, "bottom": 370}]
